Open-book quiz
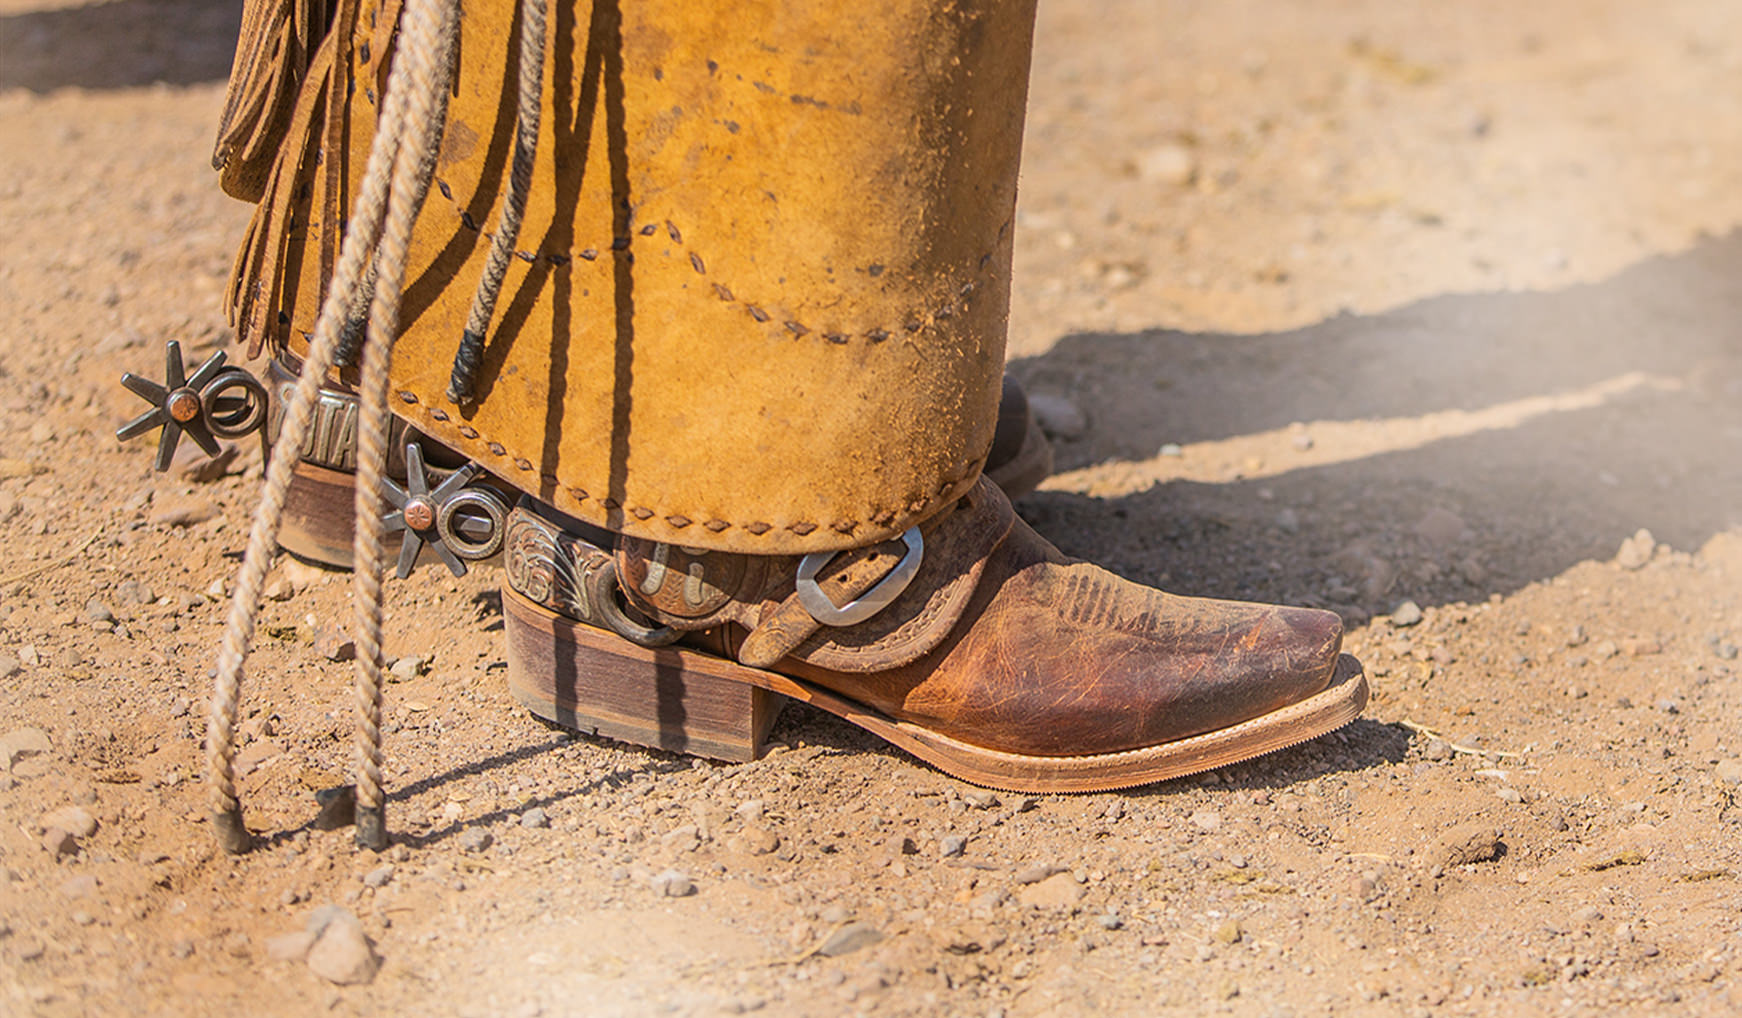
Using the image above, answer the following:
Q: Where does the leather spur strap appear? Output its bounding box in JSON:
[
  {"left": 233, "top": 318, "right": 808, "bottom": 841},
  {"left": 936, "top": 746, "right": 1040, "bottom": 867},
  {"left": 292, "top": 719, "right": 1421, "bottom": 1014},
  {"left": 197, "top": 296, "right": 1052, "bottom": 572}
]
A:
[{"left": 504, "top": 476, "right": 1014, "bottom": 672}]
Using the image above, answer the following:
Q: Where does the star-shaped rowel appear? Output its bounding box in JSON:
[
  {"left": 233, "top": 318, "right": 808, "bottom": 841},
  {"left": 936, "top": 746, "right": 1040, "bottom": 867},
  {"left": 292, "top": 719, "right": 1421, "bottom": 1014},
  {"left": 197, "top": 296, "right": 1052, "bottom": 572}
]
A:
[
  {"left": 116, "top": 341, "right": 228, "bottom": 471},
  {"left": 381, "top": 442, "right": 488, "bottom": 578}
]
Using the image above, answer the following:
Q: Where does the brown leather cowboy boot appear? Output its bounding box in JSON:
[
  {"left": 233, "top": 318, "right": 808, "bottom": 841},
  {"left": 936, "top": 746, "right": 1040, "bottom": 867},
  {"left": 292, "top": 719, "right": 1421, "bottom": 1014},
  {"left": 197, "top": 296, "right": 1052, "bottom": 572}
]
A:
[{"left": 502, "top": 477, "right": 1364, "bottom": 791}]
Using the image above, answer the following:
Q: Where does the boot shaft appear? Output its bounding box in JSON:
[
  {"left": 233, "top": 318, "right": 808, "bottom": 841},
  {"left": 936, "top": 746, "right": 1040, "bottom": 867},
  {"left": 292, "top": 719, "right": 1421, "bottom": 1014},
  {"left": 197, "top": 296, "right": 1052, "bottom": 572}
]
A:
[{"left": 224, "top": 0, "right": 1040, "bottom": 554}]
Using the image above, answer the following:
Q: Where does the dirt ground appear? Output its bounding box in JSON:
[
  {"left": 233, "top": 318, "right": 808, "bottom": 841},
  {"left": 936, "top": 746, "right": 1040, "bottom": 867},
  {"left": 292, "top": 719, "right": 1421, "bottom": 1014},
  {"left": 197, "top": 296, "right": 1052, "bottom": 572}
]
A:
[{"left": 3, "top": 1, "right": 1741, "bottom": 1015}]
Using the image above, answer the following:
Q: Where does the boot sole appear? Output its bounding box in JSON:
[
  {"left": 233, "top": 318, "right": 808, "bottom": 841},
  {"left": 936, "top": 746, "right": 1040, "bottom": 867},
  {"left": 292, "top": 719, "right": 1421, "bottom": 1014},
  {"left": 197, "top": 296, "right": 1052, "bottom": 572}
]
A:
[{"left": 503, "top": 586, "right": 1369, "bottom": 793}]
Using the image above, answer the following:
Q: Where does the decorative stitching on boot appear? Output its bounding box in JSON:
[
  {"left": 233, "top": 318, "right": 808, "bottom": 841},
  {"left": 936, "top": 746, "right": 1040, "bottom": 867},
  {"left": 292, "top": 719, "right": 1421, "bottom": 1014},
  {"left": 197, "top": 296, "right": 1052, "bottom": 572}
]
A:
[
  {"left": 394, "top": 388, "right": 985, "bottom": 537},
  {"left": 416, "top": 193, "right": 1003, "bottom": 348}
]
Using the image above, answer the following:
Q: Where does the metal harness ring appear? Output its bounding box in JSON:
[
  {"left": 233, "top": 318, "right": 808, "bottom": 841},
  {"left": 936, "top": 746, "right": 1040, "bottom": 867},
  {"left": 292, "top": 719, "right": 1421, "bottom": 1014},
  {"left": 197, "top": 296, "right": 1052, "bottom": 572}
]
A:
[{"left": 587, "top": 558, "right": 680, "bottom": 647}]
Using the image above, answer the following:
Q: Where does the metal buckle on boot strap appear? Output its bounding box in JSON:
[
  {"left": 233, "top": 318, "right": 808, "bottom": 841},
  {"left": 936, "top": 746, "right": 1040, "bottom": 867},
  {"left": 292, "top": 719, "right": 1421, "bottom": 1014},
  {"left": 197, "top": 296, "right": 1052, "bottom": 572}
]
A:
[{"left": 795, "top": 527, "right": 923, "bottom": 627}]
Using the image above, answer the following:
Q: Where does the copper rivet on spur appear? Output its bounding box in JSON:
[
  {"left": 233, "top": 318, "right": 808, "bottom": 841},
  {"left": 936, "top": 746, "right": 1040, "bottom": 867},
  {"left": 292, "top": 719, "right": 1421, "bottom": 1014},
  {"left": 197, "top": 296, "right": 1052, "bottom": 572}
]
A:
[
  {"left": 166, "top": 389, "right": 202, "bottom": 423},
  {"left": 404, "top": 498, "right": 436, "bottom": 532}
]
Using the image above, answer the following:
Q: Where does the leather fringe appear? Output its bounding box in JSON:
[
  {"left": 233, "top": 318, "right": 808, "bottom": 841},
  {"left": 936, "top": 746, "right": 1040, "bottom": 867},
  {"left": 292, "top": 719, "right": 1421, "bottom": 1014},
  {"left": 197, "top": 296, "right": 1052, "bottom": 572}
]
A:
[
  {"left": 213, "top": 0, "right": 336, "bottom": 202},
  {"left": 221, "top": 0, "right": 375, "bottom": 359}
]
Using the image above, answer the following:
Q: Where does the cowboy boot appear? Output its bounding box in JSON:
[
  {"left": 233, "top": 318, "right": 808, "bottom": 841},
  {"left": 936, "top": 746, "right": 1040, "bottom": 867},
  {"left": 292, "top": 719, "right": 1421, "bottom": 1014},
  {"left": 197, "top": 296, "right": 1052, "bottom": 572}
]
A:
[
  {"left": 501, "top": 477, "right": 1364, "bottom": 790},
  {"left": 209, "top": 0, "right": 1363, "bottom": 792}
]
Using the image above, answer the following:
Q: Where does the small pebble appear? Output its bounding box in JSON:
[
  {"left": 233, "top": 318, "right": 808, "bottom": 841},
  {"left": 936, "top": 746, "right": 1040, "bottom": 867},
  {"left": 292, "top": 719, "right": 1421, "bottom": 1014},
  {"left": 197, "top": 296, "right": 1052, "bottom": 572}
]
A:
[
  {"left": 313, "top": 627, "right": 356, "bottom": 663},
  {"left": 662, "top": 825, "right": 701, "bottom": 852},
  {"left": 939, "top": 834, "right": 968, "bottom": 858},
  {"left": 1017, "top": 872, "right": 1085, "bottom": 909},
  {"left": 41, "top": 806, "right": 97, "bottom": 839},
  {"left": 1436, "top": 824, "right": 1503, "bottom": 867},
  {"left": 731, "top": 826, "right": 779, "bottom": 855},
  {"left": 1390, "top": 601, "right": 1424, "bottom": 627},
  {"left": 458, "top": 828, "right": 493, "bottom": 854},
  {"left": 362, "top": 864, "right": 395, "bottom": 889},
  {"left": 650, "top": 869, "right": 695, "bottom": 897},
  {"left": 1136, "top": 142, "right": 1197, "bottom": 186},
  {"left": 1189, "top": 811, "right": 1222, "bottom": 833},
  {"left": 306, "top": 916, "right": 380, "bottom": 985},
  {"left": 389, "top": 656, "right": 426, "bottom": 680},
  {"left": 2, "top": 727, "right": 52, "bottom": 770},
  {"left": 1615, "top": 529, "right": 1655, "bottom": 570},
  {"left": 519, "top": 807, "right": 550, "bottom": 829},
  {"left": 1014, "top": 863, "right": 1065, "bottom": 885}
]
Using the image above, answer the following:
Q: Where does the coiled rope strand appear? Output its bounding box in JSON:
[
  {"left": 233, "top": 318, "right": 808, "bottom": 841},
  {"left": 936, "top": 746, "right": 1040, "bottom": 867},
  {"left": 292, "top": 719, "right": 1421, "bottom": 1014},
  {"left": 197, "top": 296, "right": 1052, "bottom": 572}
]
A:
[{"left": 446, "top": 0, "right": 547, "bottom": 404}]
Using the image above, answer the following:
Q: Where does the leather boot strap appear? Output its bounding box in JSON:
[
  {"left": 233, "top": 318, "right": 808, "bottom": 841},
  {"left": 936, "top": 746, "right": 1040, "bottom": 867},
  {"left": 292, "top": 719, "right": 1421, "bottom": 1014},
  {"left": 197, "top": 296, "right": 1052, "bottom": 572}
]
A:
[{"left": 617, "top": 476, "right": 1014, "bottom": 672}]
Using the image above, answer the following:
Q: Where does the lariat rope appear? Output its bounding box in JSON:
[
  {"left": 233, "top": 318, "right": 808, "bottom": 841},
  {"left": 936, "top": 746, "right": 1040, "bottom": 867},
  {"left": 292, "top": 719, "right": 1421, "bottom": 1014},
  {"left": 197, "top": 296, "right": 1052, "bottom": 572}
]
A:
[
  {"left": 447, "top": 0, "right": 548, "bottom": 404},
  {"left": 204, "top": 0, "right": 457, "bottom": 854},
  {"left": 347, "top": 0, "right": 456, "bottom": 852}
]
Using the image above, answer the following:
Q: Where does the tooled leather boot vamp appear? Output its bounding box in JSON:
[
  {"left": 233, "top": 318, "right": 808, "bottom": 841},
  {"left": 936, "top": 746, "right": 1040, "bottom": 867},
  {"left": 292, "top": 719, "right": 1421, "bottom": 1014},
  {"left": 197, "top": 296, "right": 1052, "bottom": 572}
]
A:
[{"left": 785, "top": 514, "right": 1344, "bottom": 758}]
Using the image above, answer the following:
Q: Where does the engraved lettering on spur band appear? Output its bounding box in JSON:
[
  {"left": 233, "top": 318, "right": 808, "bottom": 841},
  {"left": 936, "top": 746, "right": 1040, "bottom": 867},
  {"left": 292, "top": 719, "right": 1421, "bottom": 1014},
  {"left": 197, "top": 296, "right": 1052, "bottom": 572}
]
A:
[{"left": 265, "top": 382, "right": 360, "bottom": 471}]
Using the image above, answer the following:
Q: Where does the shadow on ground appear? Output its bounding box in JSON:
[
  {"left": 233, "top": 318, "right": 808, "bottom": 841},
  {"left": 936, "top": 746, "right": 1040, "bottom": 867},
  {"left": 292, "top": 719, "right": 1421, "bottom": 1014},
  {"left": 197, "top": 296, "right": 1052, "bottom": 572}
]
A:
[
  {"left": 1010, "top": 231, "right": 1742, "bottom": 621},
  {"left": 0, "top": 0, "right": 239, "bottom": 93}
]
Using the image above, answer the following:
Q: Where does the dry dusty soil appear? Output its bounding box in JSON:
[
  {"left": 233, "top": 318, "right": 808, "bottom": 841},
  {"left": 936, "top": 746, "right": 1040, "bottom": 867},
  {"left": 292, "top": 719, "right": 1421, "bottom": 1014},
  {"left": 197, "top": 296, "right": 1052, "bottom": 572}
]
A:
[{"left": 3, "top": 1, "right": 1742, "bottom": 1016}]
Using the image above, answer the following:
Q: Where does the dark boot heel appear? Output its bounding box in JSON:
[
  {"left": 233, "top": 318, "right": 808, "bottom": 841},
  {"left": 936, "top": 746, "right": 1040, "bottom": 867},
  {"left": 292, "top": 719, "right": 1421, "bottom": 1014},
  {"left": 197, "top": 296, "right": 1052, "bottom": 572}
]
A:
[
  {"left": 503, "top": 586, "right": 783, "bottom": 763},
  {"left": 279, "top": 460, "right": 358, "bottom": 568}
]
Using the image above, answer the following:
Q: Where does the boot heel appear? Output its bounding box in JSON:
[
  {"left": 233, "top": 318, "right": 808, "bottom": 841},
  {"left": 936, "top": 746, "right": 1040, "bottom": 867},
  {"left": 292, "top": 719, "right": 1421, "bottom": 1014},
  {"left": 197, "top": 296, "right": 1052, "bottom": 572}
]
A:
[
  {"left": 278, "top": 460, "right": 358, "bottom": 568},
  {"left": 503, "top": 586, "right": 783, "bottom": 763}
]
